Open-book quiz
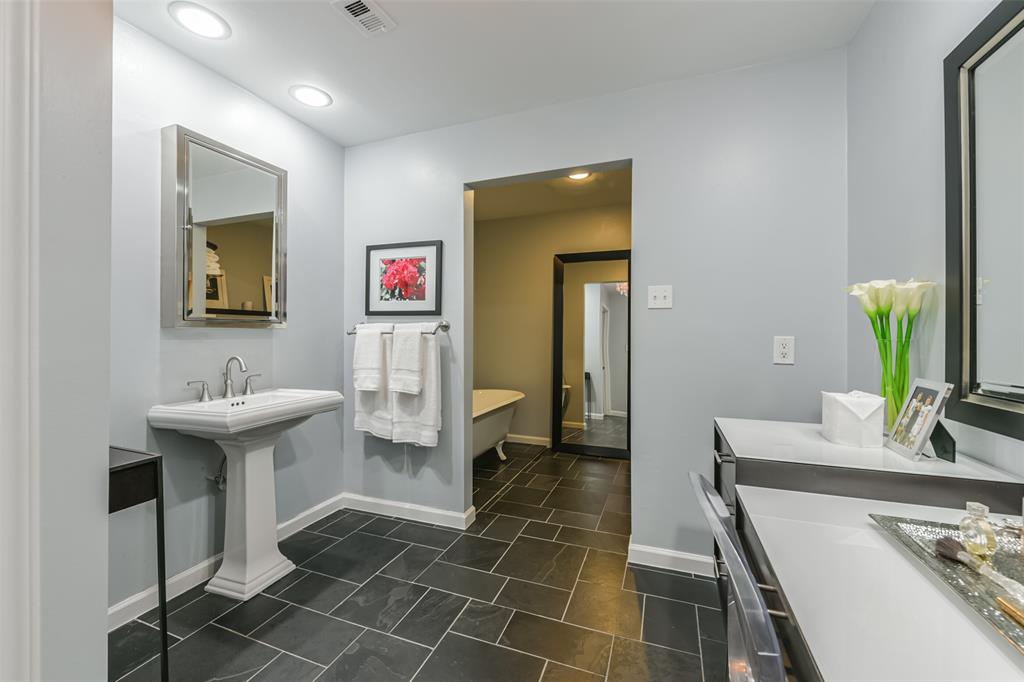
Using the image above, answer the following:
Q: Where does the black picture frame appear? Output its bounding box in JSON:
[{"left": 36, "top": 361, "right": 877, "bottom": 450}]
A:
[
  {"left": 944, "top": 0, "right": 1024, "bottom": 440},
  {"left": 365, "top": 240, "right": 443, "bottom": 316},
  {"left": 550, "top": 249, "right": 631, "bottom": 460}
]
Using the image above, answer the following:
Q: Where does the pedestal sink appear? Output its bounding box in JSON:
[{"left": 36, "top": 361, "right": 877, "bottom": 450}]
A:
[{"left": 147, "top": 388, "right": 343, "bottom": 600}]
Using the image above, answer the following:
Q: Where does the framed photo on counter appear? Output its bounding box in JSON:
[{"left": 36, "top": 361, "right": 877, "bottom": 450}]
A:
[{"left": 887, "top": 379, "right": 954, "bottom": 457}]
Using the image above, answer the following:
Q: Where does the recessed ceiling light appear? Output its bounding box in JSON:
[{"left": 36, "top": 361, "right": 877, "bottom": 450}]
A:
[
  {"left": 568, "top": 172, "right": 591, "bottom": 181},
  {"left": 289, "top": 85, "right": 333, "bottom": 108},
  {"left": 168, "top": 1, "right": 231, "bottom": 39}
]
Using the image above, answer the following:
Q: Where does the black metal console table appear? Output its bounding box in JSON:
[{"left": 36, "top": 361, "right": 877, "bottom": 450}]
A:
[{"left": 109, "top": 446, "right": 169, "bottom": 682}]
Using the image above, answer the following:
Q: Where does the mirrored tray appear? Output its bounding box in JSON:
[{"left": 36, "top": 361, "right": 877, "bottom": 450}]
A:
[{"left": 871, "top": 514, "right": 1024, "bottom": 656}]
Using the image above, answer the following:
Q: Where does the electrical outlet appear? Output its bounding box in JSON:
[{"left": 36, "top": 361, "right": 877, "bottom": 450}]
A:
[
  {"left": 647, "top": 285, "right": 673, "bottom": 309},
  {"left": 773, "top": 336, "right": 795, "bottom": 365}
]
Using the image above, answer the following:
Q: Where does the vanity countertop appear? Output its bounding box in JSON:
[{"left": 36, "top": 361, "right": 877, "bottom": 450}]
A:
[
  {"left": 717, "top": 417, "right": 1022, "bottom": 483},
  {"left": 738, "top": 484, "right": 1024, "bottom": 681}
]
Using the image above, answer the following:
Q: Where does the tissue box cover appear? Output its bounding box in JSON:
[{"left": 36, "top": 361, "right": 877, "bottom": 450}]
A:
[{"left": 822, "top": 390, "right": 884, "bottom": 447}]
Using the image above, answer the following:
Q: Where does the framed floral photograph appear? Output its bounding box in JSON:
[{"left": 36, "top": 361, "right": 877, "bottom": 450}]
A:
[
  {"left": 365, "top": 240, "right": 442, "bottom": 316},
  {"left": 886, "top": 378, "right": 953, "bottom": 457}
]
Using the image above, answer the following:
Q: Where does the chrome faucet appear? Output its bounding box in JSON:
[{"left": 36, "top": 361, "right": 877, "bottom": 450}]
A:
[{"left": 222, "top": 355, "right": 248, "bottom": 398}]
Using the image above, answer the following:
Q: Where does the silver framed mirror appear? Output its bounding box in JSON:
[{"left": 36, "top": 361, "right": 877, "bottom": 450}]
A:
[{"left": 161, "top": 125, "right": 287, "bottom": 328}]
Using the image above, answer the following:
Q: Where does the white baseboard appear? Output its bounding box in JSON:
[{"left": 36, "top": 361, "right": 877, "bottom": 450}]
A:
[
  {"left": 607, "top": 409, "right": 628, "bottom": 418},
  {"left": 506, "top": 433, "right": 550, "bottom": 447},
  {"left": 340, "top": 492, "right": 475, "bottom": 530},
  {"left": 628, "top": 541, "right": 715, "bottom": 577},
  {"left": 589, "top": 413, "right": 605, "bottom": 421}
]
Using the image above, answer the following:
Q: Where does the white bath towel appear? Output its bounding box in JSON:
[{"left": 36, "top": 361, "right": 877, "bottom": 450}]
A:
[
  {"left": 354, "top": 332, "right": 396, "bottom": 440},
  {"left": 390, "top": 324, "right": 424, "bottom": 395},
  {"left": 392, "top": 324, "right": 441, "bottom": 447},
  {"left": 352, "top": 323, "right": 392, "bottom": 392}
]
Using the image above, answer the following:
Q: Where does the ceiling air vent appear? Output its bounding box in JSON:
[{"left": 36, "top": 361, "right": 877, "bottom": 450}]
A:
[{"left": 332, "top": 0, "right": 396, "bottom": 36}]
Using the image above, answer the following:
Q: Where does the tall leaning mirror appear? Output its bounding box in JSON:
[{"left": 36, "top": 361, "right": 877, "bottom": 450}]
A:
[
  {"left": 161, "top": 125, "right": 287, "bottom": 328},
  {"left": 945, "top": 1, "right": 1024, "bottom": 439}
]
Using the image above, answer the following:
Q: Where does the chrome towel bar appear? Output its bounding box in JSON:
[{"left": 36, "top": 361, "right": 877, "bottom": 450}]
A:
[{"left": 346, "top": 319, "right": 451, "bottom": 336}]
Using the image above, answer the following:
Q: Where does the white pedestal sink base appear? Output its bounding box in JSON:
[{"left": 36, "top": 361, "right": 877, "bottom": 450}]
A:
[{"left": 205, "top": 435, "right": 295, "bottom": 601}]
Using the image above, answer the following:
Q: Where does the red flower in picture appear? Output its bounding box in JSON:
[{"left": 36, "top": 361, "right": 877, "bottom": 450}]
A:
[{"left": 380, "top": 257, "right": 427, "bottom": 301}]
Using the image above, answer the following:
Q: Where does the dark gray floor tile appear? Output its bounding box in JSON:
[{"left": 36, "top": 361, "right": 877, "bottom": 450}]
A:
[
  {"left": 642, "top": 595, "right": 699, "bottom": 653},
  {"left": 697, "top": 605, "right": 726, "bottom": 643},
  {"left": 415, "top": 561, "right": 506, "bottom": 601},
  {"left": 509, "top": 471, "right": 536, "bottom": 486},
  {"left": 474, "top": 487, "right": 502, "bottom": 509},
  {"left": 415, "top": 633, "right": 546, "bottom": 682},
  {"left": 555, "top": 526, "right": 628, "bottom": 554},
  {"left": 547, "top": 510, "right": 600, "bottom": 531},
  {"left": 449, "top": 601, "right": 513, "bottom": 643},
  {"left": 500, "top": 485, "right": 551, "bottom": 506},
  {"left": 261, "top": 569, "right": 309, "bottom": 596},
  {"left": 492, "top": 536, "right": 587, "bottom": 590},
  {"left": 564, "top": 581, "right": 643, "bottom": 638},
  {"left": 490, "top": 467, "right": 522, "bottom": 483},
  {"left": 578, "top": 549, "right": 627, "bottom": 587},
  {"left": 569, "top": 458, "right": 620, "bottom": 480},
  {"left": 319, "top": 512, "right": 377, "bottom": 538},
  {"left": 463, "top": 511, "right": 499, "bottom": 535},
  {"left": 332, "top": 575, "right": 427, "bottom": 632},
  {"left": 552, "top": 478, "right": 586, "bottom": 490},
  {"left": 541, "top": 662, "right": 603, "bottom": 682},
  {"left": 607, "top": 636, "right": 702, "bottom": 682},
  {"left": 583, "top": 479, "right": 631, "bottom": 496},
  {"left": 387, "top": 522, "right": 461, "bottom": 549},
  {"left": 597, "top": 511, "right": 631, "bottom": 535},
  {"left": 542, "top": 489, "right": 607, "bottom": 516},
  {"left": 474, "top": 477, "right": 507, "bottom": 492},
  {"left": 302, "top": 532, "right": 408, "bottom": 583},
  {"left": 700, "top": 637, "right": 727, "bottom": 682},
  {"left": 307, "top": 509, "right": 351, "bottom": 533},
  {"left": 379, "top": 544, "right": 441, "bottom": 582},
  {"left": 604, "top": 494, "right": 631, "bottom": 514},
  {"left": 482, "top": 515, "right": 528, "bottom": 541},
  {"left": 248, "top": 653, "right": 323, "bottom": 682},
  {"left": 166, "top": 593, "right": 240, "bottom": 639},
  {"left": 278, "top": 572, "right": 358, "bottom": 614},
  {"left": 250, "top": 604, "right": 363, "bottom": 666},
  {"left": 613, "top": 473, "right": 631, "bottom": 488},
  {"left": 140, "top": 584, "right": 206, "bottom": 625},
  {"left": 320, "top": 629, "right": 430, "bottom": 682},
  {"left": 391, "top": 588, "right": 468, "bottom": 646},
  {"left": 108, "top": 621, "right": 177, "bottom": 682},
  {"left": 525, "top": 474, "right": 563, "bottom": 491},
  {"left": 529, "top": 457, "right": 577, "bottom": 477},
  {"left": 499, "top": 611, "right": 612, "bottom": 675},
  {"left": 279, "top": 531, "right": 337, "bottom": 564},
  {"left": 484, "top": 500, "right": 554, "bottom": 521},
  {"left": 213, "top": 594, "right": 288, "bottom": 636},
  {"left": 361, "top": 517, "right": 404, "bottom": 537},
  {"left": 495, "top": 578, "right": 570, "bottom": 619},
  {"left": 439, "top": 534, "right": 510, "bottom": 571},
  {"left": 623, "top": 565, "right": 719, "bottom": 607},
  {"left": 521, "top": 520, "right": 560, "bottom": 540},
  {"left": 118, "top": 624, "right": 276, "bottom": 682}
]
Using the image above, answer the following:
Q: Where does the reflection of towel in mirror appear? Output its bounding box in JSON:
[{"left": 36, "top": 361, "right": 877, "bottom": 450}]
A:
[
  {"left": 354, "top": 328, "right": 394, "bottom": 440},
  {"left": 392, "top": 323, "right": 441, "bottom": 447},
  {"left": 389, "top": 324, "right": 423, "bottom": 395}
]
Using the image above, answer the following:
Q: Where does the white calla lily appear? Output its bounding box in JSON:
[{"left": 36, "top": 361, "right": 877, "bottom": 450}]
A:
[
  {"left": 868, "top": 279, "right": 896, "bottom": 315},
  {"left": 907, "top": 279, "right": 936, "bottom": 317},
  {"left": 847, "top": 282, "right": 877, "bottom": 316},
  {"left": 892, "top": 281, "right": 914, "bottom": 319}
]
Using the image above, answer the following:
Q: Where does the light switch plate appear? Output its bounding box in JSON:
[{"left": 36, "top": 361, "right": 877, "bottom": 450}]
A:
[
  {"left": 648, "top": 285, "right": 673, "bottom": 309},
  {"left": 773, "top": 336, "right": 795, "bottom": 365}
]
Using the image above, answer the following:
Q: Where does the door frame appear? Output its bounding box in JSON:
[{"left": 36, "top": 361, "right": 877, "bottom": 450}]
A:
[{"left": 551, "top": 250, "right": 631, "bottom": 459}]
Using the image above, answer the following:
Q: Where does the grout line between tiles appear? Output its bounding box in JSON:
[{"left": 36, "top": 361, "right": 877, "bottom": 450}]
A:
[
  {"left": 559, "top": 548, "right": 588, "bottom": 621},
  {"left": 209, "top": 622, "right": 327, "bottom": 670},
  {"left": 243, "top": 651, "right": 282, "bottom": 682}
]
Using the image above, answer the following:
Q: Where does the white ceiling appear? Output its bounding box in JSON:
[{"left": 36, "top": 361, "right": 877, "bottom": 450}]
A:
[{"left": 115, "top": 0, "right": 874, "bottom": 147}]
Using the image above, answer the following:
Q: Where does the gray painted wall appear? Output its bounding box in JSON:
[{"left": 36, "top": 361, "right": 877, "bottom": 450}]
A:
[
  {"left": 343, "top": 50, "right": 849, "bottom": 556},
  {"left": 845, "top": 0, "right": 1024, "bottom": 476},
  {"left": 109, "top": 21, "right": 346, "bottom": 606}
]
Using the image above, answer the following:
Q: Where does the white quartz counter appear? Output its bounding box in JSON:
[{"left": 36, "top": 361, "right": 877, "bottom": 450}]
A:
[
  {"left": 717, "top": 418, "right": 1021, "bottom": 483},
  {"left": 738, "top": 484, "right": 1024, "bottom": 681}
]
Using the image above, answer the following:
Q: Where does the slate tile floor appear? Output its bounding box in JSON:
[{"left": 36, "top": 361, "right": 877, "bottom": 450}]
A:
[{"left": 109, "top": 444, "right": 725, "bottom": 682}]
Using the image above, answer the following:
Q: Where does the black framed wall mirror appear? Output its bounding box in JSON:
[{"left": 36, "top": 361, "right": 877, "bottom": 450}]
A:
[
  {"left": 551, "top": 250, "right": 631, "bottom": 459},
  {"left": 945, "top": 0, "right": 1024, "bottom": 439}
]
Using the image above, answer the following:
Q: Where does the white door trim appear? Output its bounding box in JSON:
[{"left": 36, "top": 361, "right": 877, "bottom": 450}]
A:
[{"left": 0, "top": 1, "right": 42, "bottom": 677}]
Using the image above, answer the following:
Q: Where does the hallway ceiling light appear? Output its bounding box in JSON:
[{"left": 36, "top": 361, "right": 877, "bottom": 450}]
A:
[
  {"left": 168, "top": 2, "right": 231, "bottom": 39},
  {"left": 568, "top": 171, "right": 591, "bottom": 181},
  {"left": 289, "top": 85, "right": 334, "bottom": 108}
]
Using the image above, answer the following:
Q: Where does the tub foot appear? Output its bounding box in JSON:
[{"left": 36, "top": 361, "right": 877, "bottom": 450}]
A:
[{"left": 495, "top": 440, "right": 508, "bottom": 461}]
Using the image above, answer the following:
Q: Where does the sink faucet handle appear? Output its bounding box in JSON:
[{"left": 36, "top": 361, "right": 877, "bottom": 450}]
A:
[
  {"left": 186, "top": 380, "right": 213, "bottom": 402},
  {"left": 242, "top": 373, "right": 262, "bottom": 396}
]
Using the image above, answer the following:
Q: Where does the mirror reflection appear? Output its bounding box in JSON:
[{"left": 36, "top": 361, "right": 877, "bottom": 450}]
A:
[{"left": 561, "top": 260, "right": 629, "bottom": 450}]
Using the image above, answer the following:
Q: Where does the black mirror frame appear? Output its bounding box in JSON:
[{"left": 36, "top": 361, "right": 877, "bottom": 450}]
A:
[{"left": 944, "top": 0, "right": 1024, "bottom": 440}]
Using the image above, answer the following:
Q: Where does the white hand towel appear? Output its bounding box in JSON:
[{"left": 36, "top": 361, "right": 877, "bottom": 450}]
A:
[
  {"left": 355, "top": 332, "right": 395, "bottom": 440},
  {"left": 392, "top": 323, "right": 441, "bottom": 447},
  {"left": 353, "top": 323, "right": 392, "bottom": 392},
  {"left": 390, "top": 324, "right": 424, "bottom": 395}
]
